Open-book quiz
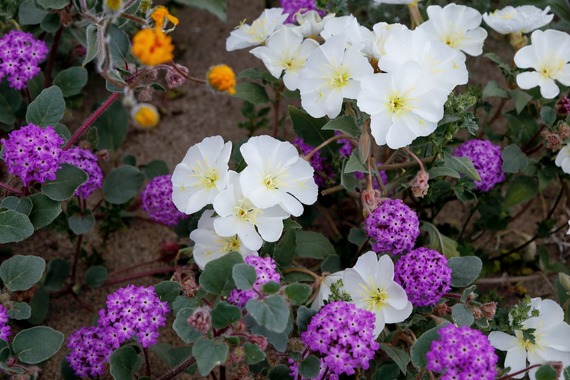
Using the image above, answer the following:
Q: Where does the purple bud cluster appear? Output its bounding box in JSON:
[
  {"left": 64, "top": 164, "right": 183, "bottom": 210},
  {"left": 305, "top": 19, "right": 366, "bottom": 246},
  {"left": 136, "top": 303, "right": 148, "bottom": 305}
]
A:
[
  {"left": 66, "top": 285, "right": 169, "bottom": 378},
  {"left": 280, "top": 0, "right": 324, "bottom": 23},
  {"left": 60, "top": 147, "right": 103, "bottom": 199},
  {"left": 454, "top": 139, "right": 505, "bottom": 192},
  {"left": 0, "top": 30, "right": 48, "bottom": 90},
  {"left": 1, "top": 124, "right": 64, "bottom": 186},
  {"left": 228, "top": 256, "right": 281, "bottom": 307},
  {"left": 141, "top": 175, "right": 185, "bottom": 226},
  {"left": 0, "top": 305, "right": 10, "bottom": 342},
  {"left": 293, "top": 301, "right": 379, "bottom": 378},
  {"left": 293, "top": 137, "right": 334, "bottom": 187},
  {"left": 364, "top": 199, "right": 419, "bottom": 255},
  {"left": 426, "top": 324, "right": 498, "bottom": 380},
  {"left": 394, "top": 247, "right": 452, "bottom": 307}
]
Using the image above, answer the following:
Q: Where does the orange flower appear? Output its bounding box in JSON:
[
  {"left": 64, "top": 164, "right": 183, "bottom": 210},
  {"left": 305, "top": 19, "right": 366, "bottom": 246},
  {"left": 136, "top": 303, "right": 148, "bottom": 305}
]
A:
[
  {"left": 131, "top": 103, "right": 160, "bottom": 129},
  {"left": 207, "top": 64, "right": 237, "bottom": 95},
  {"left": 132, "top": 28, "right": 174, "bottom": 66},
  {"left": 151, "top": 6, "right": 179, "bottom": 31}
]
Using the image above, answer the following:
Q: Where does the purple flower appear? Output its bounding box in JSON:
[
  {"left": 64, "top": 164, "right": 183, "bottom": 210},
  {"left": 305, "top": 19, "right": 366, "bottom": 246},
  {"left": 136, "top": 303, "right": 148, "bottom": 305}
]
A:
[
  {"left": 1, "top": 123, "right": 64, "bottom": 186},
  {"left": 0, "top": 30, "right": 48, "bottom": 90},
  {"left": 67, "top": 326, "right": 112, "bottom": 378},
  {"left": 454, "top": 139, "right": 505, "bottom": 192},
  {"left": 394, "top": 247, "right": 452, "bottom": 307},
  {"left": 0, "top": 305, "right": 10, "bottom": 342},
  {"left": 141, "top": 174, "right": 185, "bottom": 226},
  {"left": 59, "top": 147, "right": 103, "bottom": 199},
  {"left": 364, "top": 199, "right": 420, "bottom": 255},
  {"left": 292, "top": 301, "right": 379, "bottom": 378},
  {"left": 228, "top": 255, "right": 280, "bottom": 307},
  {"left": 293, "top": 137, "right": 334, "bottom": 188},
  {"left": 354, "top": 163, "right": 388, "bottom": 189},
  {"left": 280, "top": 0, "right": 324, "bottom": 23},
  {"left": 426, "top": 324, "right": 498, "bottom": 379}
]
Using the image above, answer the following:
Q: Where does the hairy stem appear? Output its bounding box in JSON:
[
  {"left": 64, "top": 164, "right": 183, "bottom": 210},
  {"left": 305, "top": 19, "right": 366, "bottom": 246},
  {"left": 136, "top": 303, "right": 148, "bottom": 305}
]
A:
[
  {"left": 0, "top": 182, "right": 23, "bottom": 196},
  {"left": 303, "top": 134, "right": 347, "bottom": 162},
  {"left": 44, "top": 26, "right": 64, "bottom": 88},
  {"left": 71, "top": 234, "right": 84, "bottom": 284},
  {"left": 143, "top": 348, "right": 151, "bottom": 377},
  {"left": 156, "top": 356, "right": 197, "bottom": 380}
]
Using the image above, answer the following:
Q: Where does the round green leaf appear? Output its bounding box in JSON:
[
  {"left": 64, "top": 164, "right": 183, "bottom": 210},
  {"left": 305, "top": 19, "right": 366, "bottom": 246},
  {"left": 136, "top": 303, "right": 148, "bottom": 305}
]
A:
[
  {"left": 295, "top": 231, "right": 335, "bottom": 260},
  {"left": 296, "top": 306, "right": 317, "bottom": 333},
  {"left": 103, "top": 165, "right": 145, "bottom": 204},
  {"left": 27, "top": 286, "right": 49, "bottom": 324},
  {"left": 244, "top": 342, "right": 266, "bottom": 365},
  {"left": 410, "top": 321, "right": 450, "bottom": 368},
  {"left": 448, "top": 256, "right": 483, "bottom": 288},
  {"left": 503, "top": 176, "right": 539, "bottom": 208},
  {"left": 13, "top": 326, "right": 64, "bottom": 364},
  {"left": 67, "top": 211, "right": 95, "bottom": 235},
  {"left": 153, "top": 281, "right": 182, "bottom": 305},
  {"left": 451, "top": 304, "right": 474, "bottom": 327},
  {"left": 37, "top": 0, "right": 69, "bottom": 9},
  {"left": 42, "top": 164, "right": 88, "bottom": 201},
  {"left": 232, "top": 263, "right": 256, "bottom": 290},
  {"left": 192, "top": 337, "right": 229, "bottom": 376},
  {"left": 53, "top": 67, "right": 88, "bottom": 97},
  {"left": 173, "top": 308, "right": 201, "bottom": 343},
  {"left": 140, "top": 159, "right": 170, "bottom": 179},
  {"left": 246, "top": 295, "right": 290, "bottom": 333},
  {"left": 1, "top": 197, "right": 32, "bottom": 215},
  {"left": 211, "top": 301, "right": 241, "bottom": 329},
  {"left": 0, "top": 255, "right": 46, "bottom": 291},
  {"left": 84, "top": 265, "right": 108, "bottom": 288},
  {"left": 27, "top": 193, "right": 62, "bottom": 229},
  {"left": 25, "top": 86, "right": 65, "bottom": 128},
  {"left": 535, "top": 364, "right": 558, "bottom": 380},
  {"left": 299, "top": 355, "right": 321, "bottom": 379},
  {"left": 109, "top": 346, "right": 142, "bottom": 380},
  {"left": 199, "top": 252, "right": 243, "bottom": 296},
  {"left": 7, "top": 302, "right": 32, "bottom": 320},
  {"left": 0, "top": 210, "right": 34, "bottom": 244},
  {"left": 234, "top": 82, "right": 269, "bottom": 104},
  {"left": 285, "top": 283, "right": 311, "bottom": 306}
]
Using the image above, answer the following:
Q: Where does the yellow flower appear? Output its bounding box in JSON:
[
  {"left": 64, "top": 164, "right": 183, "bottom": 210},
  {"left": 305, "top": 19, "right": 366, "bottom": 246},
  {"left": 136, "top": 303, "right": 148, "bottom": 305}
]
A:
[
  {"left": 132, "top": 28, "right": 174, "bottom": 66},
  {"left": 151, "top": 6, "right": 179, "bottom": 31},
  {"left": 207, "top": 64, "right": 237, "bottom": 95},
  {"left": 131, "top": 103, "right": 160, "bottom": 129},
  {"left": 105, "top": 0, "right": 122, "bottom": 13}
]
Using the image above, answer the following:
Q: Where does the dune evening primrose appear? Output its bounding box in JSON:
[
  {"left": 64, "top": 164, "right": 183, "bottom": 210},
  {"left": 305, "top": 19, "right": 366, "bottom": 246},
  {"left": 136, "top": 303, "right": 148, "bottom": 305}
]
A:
[
  {"left": 483, "top": 5, "right": 553, "bottom": 35},
  {"left": 320, "top": 14, "right": 370, "bottom": 48},
  {"left": 228, "top": 255, "right": 281, "bottom": 307},
  {"left": 293, "top": 10, "right": 333, "bottom": 38},
  {"left": 131, "top": 103, "right": 160, "bottom": 129},
  {"left": 555, "top": 144, "right": 570, "bottom": 174},
  {"left": 171, "top": 135, "right": 232, "bottom": 215},
  {"left": 363, "top": 22, "right": 407, "bottom": 62},
  {"left": 454, "top": 139, "right": 505, "bottom": 192},
  {"left": 0, "top": 30, "right": 48, "bottom": 90},
  {"left": 310, "top": 271, "right": 345, "bottom": 310},
  {"left": 226, "top": 8, "right": 288, "bottom": 51},
  {"left": 489, "top": 298, "right": 570, "bottom": 380},
  {"left": 206, "top": 64, "right": 237, "bottom": 95},
  {"left": 141, "top": 175, "right": 185, "bottom": 226},
  {"left": 59, "top": 147, "right": 103, "bottom": 199},
  {"left": 190, "top": 210, "right": 257, "bottom": 270},
  {"left": 514, "top": 29, "right": 570, "bottom": 99},
  {"left": 239, "top": 135, "right": 318, "bottom": 217}
]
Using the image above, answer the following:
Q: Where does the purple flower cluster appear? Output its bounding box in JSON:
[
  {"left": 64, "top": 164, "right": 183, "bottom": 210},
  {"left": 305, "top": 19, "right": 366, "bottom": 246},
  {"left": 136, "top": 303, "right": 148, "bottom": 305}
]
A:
[
  {"left": 336, "top": 131, "right": 353, "bottom": 158},
  {"left": 294, "top": 301, "right": 379, "bottom": 378},
  {"left": 1, "top": 124, "right": 64, "bottom": 186},
  {"left": 60, "top": 147, "right": 103, "bottom": 199},
  {"left": 364, "top": 199, "right": 419, "bottom": 255},
  {"left": 228, "top": 256, "right": 280, "bottom": 307},
  {"left": 67, "top": 326, "right": 112, "bottom": 378},
  {"left": 427, "top": 324, "right": 498, "bottom": 380},
  {"left": 293, "top": 137, "right": 334, "bottom": 187},
  {"left": 280, "top": 0, "right": 323, "bottom": 23},
  {"left": 454, "top": 139, "right": 505, "bottom": 192},
  {"left": 394, "top": 247, "right": 452, "bottom": 307},
  {"left": 0, "top": 30, "right": 48, "bottom": 90},
  {"left": 0, "top": 305, "right": 10, "bottom": 342},
  {"left": 141, "top": 175, "right": 185, "bottom": 226}
]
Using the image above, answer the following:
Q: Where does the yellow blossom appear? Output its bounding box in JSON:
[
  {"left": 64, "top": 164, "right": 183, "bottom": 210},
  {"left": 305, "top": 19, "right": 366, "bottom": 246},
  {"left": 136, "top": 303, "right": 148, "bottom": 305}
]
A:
[
  {"left": 104, "top": 0, "right": 122, "bottom": 15},
  {"left": 132, "top": 28, "right": 174, "bottom": 66},
  {"left": 131, "top": 103, "right": 160, "bottom": 129},
  {"left": 206, "top": 64, "right": 237, "bottom": 95},
  {"left": 151, "top": 6, "right": 179, "bottom": 31}
]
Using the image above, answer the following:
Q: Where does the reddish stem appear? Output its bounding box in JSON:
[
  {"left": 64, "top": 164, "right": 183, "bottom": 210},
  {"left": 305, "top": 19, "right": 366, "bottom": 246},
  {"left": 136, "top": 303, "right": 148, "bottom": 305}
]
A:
[
  {"left": 0, "top": 182, "right": 23, "bottom": 196},
  {"left": 497, "top": 364, "right": 543, "bottom": 379},
  {"left": 44, "top": 26, "right": 64, "bottom": 88}
]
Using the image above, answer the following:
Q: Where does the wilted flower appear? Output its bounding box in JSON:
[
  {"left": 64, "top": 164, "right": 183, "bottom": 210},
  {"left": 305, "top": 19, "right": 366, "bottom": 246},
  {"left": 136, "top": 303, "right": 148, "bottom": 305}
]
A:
[{"left": 483, "top": 5, "right": 553, "bottom": 35}]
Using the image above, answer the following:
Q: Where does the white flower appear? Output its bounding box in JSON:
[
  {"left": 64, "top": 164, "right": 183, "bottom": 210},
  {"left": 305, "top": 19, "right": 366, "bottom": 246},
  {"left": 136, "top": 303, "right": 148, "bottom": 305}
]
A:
[
  {"left": 294, "top": 10, "right": 334, "bottom": 38},
  {"left": 171, "top": 136, "right": 232, "bottom": 215},
  {"left": 320, "top": 14, "right": 370, "bottom": 49},
  {"left": 239, "top": 135, "right": 318, "bottom": 216},
  {"left": 226, "top": 8, "right": 288, "bottom": 51},
  {"left": 555, "top": 144, "right": 570, "bottom": 174},
  {"left": 343, "top": 251, "right": 412, "bottom": 337},
  {"left": 250, "top": 27, "right": 319, "bottom": 91},
  {"left": 213, "top": 171, "right": 289, "bottom": 251},
  {"left": 298, "top": 35, "right": 373, "bottom": 118},
  {"left": 190, "top": 210, "right": 257, "bottom": 270},
  {"left": 356, "top": 61, "right": 448, "bottom": 149},
  {"left": 418, "top": 3, "right": 487, "bottom": 56},
  {"left": 310, "top": 271, "right": 345, "bottom": 310},
  {"left": 489, "top": 298, "right": 570, "bottom": 380},
  {"left": 483, "top": 6, "right": 553, "bottom": 35},
  {"left": 363, "top": 22, "right": 407, "bottom": 60},
  {"left": 514, "top": 29, "right": 570, "bottom": 99}
]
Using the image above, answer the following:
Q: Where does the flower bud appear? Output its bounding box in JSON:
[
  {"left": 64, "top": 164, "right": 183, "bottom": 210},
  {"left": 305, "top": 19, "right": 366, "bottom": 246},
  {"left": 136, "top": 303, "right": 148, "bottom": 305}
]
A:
[
  {"left": 131, "top": 103, "right": 160, "bottom": 129},
  {"left": 166, "top": 64, "right": 189, "bottom": 88},
  {"left": 97, "top": 149, "right": 110, "bottom": 162},
  {"left": 159, "top": 240, "right": 180, "bottom": 261},
  {"left": 358, "top": 122, "right": 371, "bottom": 164},
  {"left": 187, "top": 306, "right": 211, "bottom": 334},
  {"left": 410, "top": 170, "right": 429, "bottom": 198},
  {"left": 559, "top": 273, "right": 570, "bottom": 294},
  {"left": 480, "top": 302, "right": 497, "bottom": 320},
  {"left": 104, "top": 0, "right": 123, "bottom": 19},
  {"left": 137, "top": 86, "right": 154, "bottom": 102},
  {"left": 433, "top": 302, "right": 451, "bottom": 317},
  {"left": 558, "top": 122, "right": 570, "bottom": 140},
  {"left": 249, "top": 335, "right": 268, "bottom": 351},
  {"left": 361, "top": 188, "right": 383, "bottom": 216},
  {"left": 556, "top": 97, "right": 570, "bottom": 116},
  {"left": 543, "top": 131, "right": 562, "bottom": 151}
]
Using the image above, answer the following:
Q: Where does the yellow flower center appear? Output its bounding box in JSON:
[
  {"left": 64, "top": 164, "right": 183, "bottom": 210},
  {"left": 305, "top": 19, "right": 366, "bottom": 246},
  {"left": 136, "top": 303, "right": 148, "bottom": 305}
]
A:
[
  {"left": 132, "top": 29, "right": 174, "bottom": 66},
  {"left": 235, "top": 199, "right": 260, "bottom": 224},
  {"left": 132, "top": 104, "right": 160, "bottom": 129},
  {"left": 200, "top": 169, "right": 218, "bottom": 189},
  {"left": 222, "top": 236, "right": 241, "bottom": 252},
  {"left": 442, "top": 31, "right": 463, "bottom": 49},
  {"left": 362, "top": 283, "right": 388, "bottom": 311},
  {"left": 207, "top": 64, "right": 237, "bottom": 95},
  {"left": 328, "top": 67, "right": 350, "bottom": 89},
  {"left": 538, "top": 57, "right": 564, "bottom": 79},
  {"left": 263, "top": 175, "right": 278, "bottom": 190}
]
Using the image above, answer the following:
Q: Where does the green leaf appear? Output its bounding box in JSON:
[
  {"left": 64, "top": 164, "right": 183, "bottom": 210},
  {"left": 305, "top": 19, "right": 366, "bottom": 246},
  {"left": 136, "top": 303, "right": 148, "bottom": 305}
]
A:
[
  {"left": 192, "top": 337, "right": 229, "bottom": 376},
  {"left": 140, "top": 160, "right": 170, "bottom": 179},
  {"left": 284, "top": 283, "right": 311, "bottom": 305},
  {"left": 410, "top": 321, "right": 450, "bottom": 368},
  {"left": 173, "top": 0, "right": 227, "bottom": 21},
  {"left": 19, "top": 0, "right": 48, "bottom": 25},
  {"left": 84, "top": 266, "right": 108, "bottom": 288},
  {"left": 273, "top": 229, "right": 297, "bottom": 266},
  {"left": 232, "top": 263, "right": 257, "bottom": 290},
  {"left": 153, "top": 281, "right": 182, "bottom": 305},
  {"left": 68, "top": 211, "right": 95, "bottom": 235},
  {"left": 246, "top": 295, "right": 290, "bottom": 333},
  {"left": 428, "top": 167, "right": 460, "bottom": 179},
  {"left": 344, "top": 149, "right": 368, "bottom": 173},
  {"left": 503, "top": 176, "right": 538, "bottom": 208},
  {"left": 502, "top": 145, "right": 528, "bottom": 173},
  {"left": 261, "top": 280, "right": 280, "bottom": 294},
  {"left": 26, "top": 86, "right": 65, "bottom": 128},
  {"left": 322, "top": 115, "right": 360, "bottom": 137},
  {"left": 296, "top": 306, "right": 317, "bottom": 333},
  {"left": 53, "top": 67, "right": 88, "bottom": 97},
  {"left": 95, "top": 101, "right": 128, "bottom": 152},
  {"left": 289, "top": 106, "right": 334, "bottom": 153},
  {"left": 43, "top": 258, "right": 70, "bottom": 291},
  {"left": 211, "top": 302, "right": 241, "bottom": 329},
  {"left": 482, "top": 80, "right": 507, "bottom": 98},
  {"left": 103, "top": 166, "right": 145, "bottom": 204},
  {"left": 299, "top": 355, "right": 321, "bottom": 379},
  {"left": 0, "top": 84, "right": 19, "bottom": 125},
  {"left": 234, "top": 83, "right": 270, "bottom": 104},
  {"left": 380, "top": 345, "right": 410, "bottom": 375},
  {"left": 443, "top": 154, "right": 481, "bottom": 182},
  {"left": 244, "top": 343, "right": 266, "bottom": 365},
  {"left": 42, "top": 164, "right": 88, "bottom": 201},
  {"left": 37, "top": 0, "right": 69, "bottom": 9},
  {"left": 511, "top": 89, "right": 533, "bottom": 114},
  {"left": 83, "top": 24, "right": 99, "bottom": 66},
  {"left": 0, "top": 210, "right": 34, "bottom": 243},
  {"left": 541, "top": 106, "right": 557, "bottom": 126},
  {"left": 109, "top": 346, "right": 142, "bottom": 380},
  {"left": 535, "top": 364, "right": 558, "bottom": 380},
  {"left": 372, "top": 363, "right": 401, "bottom": 380},
  {"left": 7, "top": 302, "right": 32, "bottom": 320},
  {"left": 421, "top": 222, "right": 459, "bottom": 258},
  {"left": 348, "top": 227, "right": 367, "bottom": 246},
  {"left": 295, "top": 231, "right": 335, "bottom": 259},
  {"left": 0, "top": 255, "right": 46, "bottom": 291},
  {"left": 268, "top": 365, "right": 293, "bottom": 380},
  {"left": 108, "top": 25, "right": 131, "bottom": 66},
  {"left": 13, "top": 326, "right": 64, "bottom": 364},
  {"left": 27, "top": 193, "right": 62, "bottom": 229},
  {"left": 27, "top": 286, "right": 49, "bottom": 324},
  {"left": 199, "top": 252, "right": 243, "bottom": 296},
  {"left": 448, "top": 256, "right": 483, "bottom": 288},
  {"left": 451, "top": 304, "right": 474, "bottom": 327},
  {"left": 173, "top": 308, "right": 201, "bottom": 343}
]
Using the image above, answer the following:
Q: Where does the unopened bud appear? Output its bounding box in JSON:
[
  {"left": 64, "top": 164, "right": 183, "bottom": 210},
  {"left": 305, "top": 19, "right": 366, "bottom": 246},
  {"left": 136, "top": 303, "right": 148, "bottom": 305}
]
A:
[
  {"left": 559, "top": 123, "right": 570, "bottom": 140},
  {"left": 433, "top": 303, "right": 451, "bottom": 317},
  {"left": 361, "top": 188, "right": 383, "bottom": 216},
  {"left": 166, "top": 65, "right": 189, "bottom": 89},
  {"left": 559, "top": 273, "right": 570, "bottom": 295},
  {"left": 556, "top": 97, "right": 570, "bottom": 116},
  {"left": 187, "top": 306, "right": 211, "bottom": 334},
  {"left": 97, "top": 150, "right": 110, "bottom": 162},
  {"left": 470, "top": 305, "right": 483, "bottom": 320},
  {"left": 410, "top": 170, "right": 429, "bottom": 198},
  {"left": 480, "top": 302, "right": 497, "bottom": 320},
  {"left": 543, "top": 131, "right": 562, "bottom": 150},
  {"left": 137, "top": 86, "right": 154, "bottom": 102},
  {"left": 249, "top": 335, "right": 268, "bottom": 351},
  {"left": 358, "top": 122, "right": 371, "bottom": 163}
]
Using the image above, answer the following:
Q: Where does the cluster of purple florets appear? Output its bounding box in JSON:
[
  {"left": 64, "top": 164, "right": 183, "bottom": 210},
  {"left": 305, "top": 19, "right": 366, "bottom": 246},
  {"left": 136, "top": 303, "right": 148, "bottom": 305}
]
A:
[
  {"left": 67, "top": 285, "right": 169, "bottom": 378},
  {"left": 141, "top": 175, "right": 185, "bottom": 226},
  {"left": 292, "top": 301, "right": 379, "bottom": 379},
  {"left": 1, "top": 123, "right": 64, "bottom": 186},
  {"left": 0, "top": 30, "right": 48, "bottom": 90},
  {"left": 365, "top": 199, "right": 420, "bottom": 255},
  {"left": 0, "top": 305, "right": 10, "bottom": 342},
  {"left": 280, "top": 0, "right": 323, "bottom": 23},
  {"left": 394, "top": 247, "right": 452, "bottom": 307},
  {"left": 228, "top": 255, "right": 281, "bottom": 307},
  {"left": 454, "top": 139, "right": 505, "bottom": 192},
  {"left": 426, "top": 324, "right": 498, "bottom": 380},
  {"left": 293, "top": 137, "right": 334, "bottom": 187},
  {"left": 60, "top": 147, "right": 103, "bottom": 199}
]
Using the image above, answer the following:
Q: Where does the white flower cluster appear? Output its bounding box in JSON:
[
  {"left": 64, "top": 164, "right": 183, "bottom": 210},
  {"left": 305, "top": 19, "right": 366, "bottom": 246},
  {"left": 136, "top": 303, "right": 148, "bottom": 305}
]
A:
[
  {"left": 171, "top": 135, "right": 318, "bottom": 269},
  {"left": 227, "top": 5, "right": 487, "bottom": 149}
]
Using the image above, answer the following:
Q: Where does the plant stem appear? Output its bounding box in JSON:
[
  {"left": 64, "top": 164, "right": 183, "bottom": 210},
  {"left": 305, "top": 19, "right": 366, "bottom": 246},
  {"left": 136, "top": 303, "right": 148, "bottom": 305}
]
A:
[
  {"left": 497, "top": 222, "right": 567, "bottom": 259},
  {"left": 0, "top": 182, "right": 23, "bottom": 196},
  {"left": 44, "top": 26, "right": 64, "bottom": 88},
  {"left": 64, "top": 92, "right": 120, "bottom": 149},
  {"left": 282, "top": 267, "right": 321, "bottom": 282},
  {"left": 458, "top": 200, "right": 478, "bottom": 241},
  {"left": 120, "top": 12, "right": 145, "bottom": 24},
  {"left": 497, "top": 363, "right": 543, "bottom": 379},
  {"left": 156, "top": 356, "right": 196, "bottom": 380},
  {"left": 376, "top": 156, "right": 434, "bottom": 171},
  {"left": 143, "top": 348, "right": 151, "bottom": 377},
  {"left": 476, "top": 273, "right": 548, "bottom": 285},
  {"left": 71, "top": 234, "right": 84, "bottom": 284},
  {"left": 108, "top": 258, "right": 161, "bottom": 277},
  {"left": 321, "top": 184, "right": 344, "bottom": 196},
  {"left": 104, "top": 266, "right": 176, "bottom": 286},
  {"left": 219, "top": 365, "right": 226, "bottom": 380},
  {"left": 168, "top": 61, "right": 207, "bottom": 84},
  {"left": 303, "top": 134, "right": 347, "bottom": 162}
]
